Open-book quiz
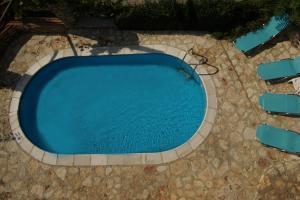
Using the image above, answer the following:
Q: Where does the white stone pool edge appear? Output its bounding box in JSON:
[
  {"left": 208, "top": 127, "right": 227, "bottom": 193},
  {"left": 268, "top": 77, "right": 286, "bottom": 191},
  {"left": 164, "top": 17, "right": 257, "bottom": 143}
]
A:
[{"left": 9, "top": 45, "right": 217, "bottom": 166}]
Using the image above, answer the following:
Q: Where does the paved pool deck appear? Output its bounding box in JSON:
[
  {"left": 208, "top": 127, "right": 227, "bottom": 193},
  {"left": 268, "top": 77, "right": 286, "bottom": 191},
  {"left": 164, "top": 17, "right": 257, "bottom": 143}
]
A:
[{"left": 0, "top": 30, "right": 299, "bottom": 199}]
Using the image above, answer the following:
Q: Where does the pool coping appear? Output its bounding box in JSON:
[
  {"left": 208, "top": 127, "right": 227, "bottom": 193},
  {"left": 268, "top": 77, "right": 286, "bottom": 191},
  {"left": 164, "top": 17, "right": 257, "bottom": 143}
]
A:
[{"left": 9, "top": 44, "right": 217, "bottom": 166}]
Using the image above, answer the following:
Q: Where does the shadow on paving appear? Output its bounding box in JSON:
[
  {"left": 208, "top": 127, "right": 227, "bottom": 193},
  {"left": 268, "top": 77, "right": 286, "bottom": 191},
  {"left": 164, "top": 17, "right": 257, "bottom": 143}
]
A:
[
  {"left": 0, "top": 27, "right": 208, "bottom": 90},
  {"left": 0, "top": 15, "right": 296, "bottom": 90},
  {"left": 0, "top": 28, "right": 140, "bottom": 90}
]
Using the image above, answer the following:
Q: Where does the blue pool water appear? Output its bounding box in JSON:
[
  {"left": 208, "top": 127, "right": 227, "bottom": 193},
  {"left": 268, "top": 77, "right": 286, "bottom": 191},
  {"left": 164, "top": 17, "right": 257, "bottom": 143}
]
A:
[{"left": 19, "top": 53, "right": 207, "bottom": 154}]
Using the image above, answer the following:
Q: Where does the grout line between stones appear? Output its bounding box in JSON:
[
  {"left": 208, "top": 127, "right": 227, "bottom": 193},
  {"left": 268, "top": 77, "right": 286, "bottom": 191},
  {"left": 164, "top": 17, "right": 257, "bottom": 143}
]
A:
[{"left": 220, "top": 41, "right": 261, "bottom": 119}]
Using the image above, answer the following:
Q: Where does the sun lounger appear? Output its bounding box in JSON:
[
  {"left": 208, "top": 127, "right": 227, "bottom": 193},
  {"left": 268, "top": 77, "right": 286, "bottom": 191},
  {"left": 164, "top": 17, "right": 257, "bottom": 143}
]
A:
[
  {"left": 235, "top": 15, "right": 289, "bottom": 54},
  {"left": 259, "top": 92, "right": 300, "bottom": 115},
  {"left": 256, "top": 124, "right": 300, "bottom": 153},
  {"left": 257, "top": 57, "right": 300, "bottom": 83}
]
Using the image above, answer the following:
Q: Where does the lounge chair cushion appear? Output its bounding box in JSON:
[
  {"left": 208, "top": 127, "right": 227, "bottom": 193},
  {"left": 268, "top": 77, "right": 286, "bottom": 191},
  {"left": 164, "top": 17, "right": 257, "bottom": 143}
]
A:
[
  {"left": 235, "top": 15, "right": 289, "bottom": 53},
  {"left": 257, "top": 59, "right": 295, "bottom": 81},
  {"left": 259, "top": 92, "right": 300, "bottom": 114},
  {"left": 256, "top": 124, "right": 300, "bottom": 153}
]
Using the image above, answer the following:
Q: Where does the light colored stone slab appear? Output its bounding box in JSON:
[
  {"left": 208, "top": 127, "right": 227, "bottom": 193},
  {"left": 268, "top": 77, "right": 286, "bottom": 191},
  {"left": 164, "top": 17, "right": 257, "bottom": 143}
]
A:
[
  {"left": 9, "top": 97, "right": 19, "bottom": 114},
  {"left": 63, "top": 48, "right": 75, "bottom": 57},
  {"left": 189, "top": 57, "right": 199, "bottom": 65},
  {"left": 57, "top": 155, "right": 74, "bottom": 166},
  {"left": 166, "top": 46, "right": 181, "bottom": 57},
  {"left": 74, "top": 155, "right": 91, "bottom": 166},
  {"left": 196, "top": 66, "right": 208, "bottom": 75},
  {"left": 107, "top": 155, "right": 124, "bottom": 165},
  {"left": 183, "top": 54, "right": 193, "bottom": 63},
  {"left": 42, "top": 152, "right": 57, "bottom": 165},
  {"left": 26, "top": 62, "right": 42, "bottom": 75},
  {"left": 19, "top": 137, "right": 33, "bottom": 154},
  {"left": 199, "top": 122, "right": 213, "bottom": 140},
  {"left": 207, "top": 94, "right": 217, "bottom": 109},
  {"left": 177, "top": 50, "right": 186, "bottom": 59},
  {"left": 123, "top": 49, "right": 135, "bottom": 54},
  {"left": 38, "top": 54, "right": 52, "bottom": 66},
  {"left": 91, "top": 154, "right": 107, "bottom": 165},
  {"left": 205, "top": 108, "right": 217, "bottom": 124},
  {"left": 9, "top": 116, "right": 20, "bottom": 131},
  {"left": 151, "top": 44, "right": 167, "bottom": 52},
  {"left": 204, "top": 78, "right": 216, "bottom": 96},
  {"left": 176, "top": 142, "right": 193, "bottom": 158},
  {"left": 189, "top": 133, "right": 205, "bottom": 150},
  {"left": 9, "top": 113, "right": 18, "bottom": 127},
  {"left": 145, "top": 153, "right": 162, "bottom": 165},
  {"left": 150, "top": 44, "right": 161, "bottom": 50},
  {"left": 12, "top": 90, "right": 22, "bottom": 98},
  {"left": 96, "top": 50, "right": 109, "bottom": 56},
  {"left": 31, "top": 146, "right": 45, "bottom": 161},
  {"left": 53, "top": 50, "right": 64, "bottom": 60},
  {"left": 200, "top": 74, "right": 212, "bottom": 84},
  {"left": 123, "top": 154, "right": 145, "bottom": 165},
  {"left": 142, "top": 44, "right": 157, "bottom": 52},
  {"left": 161, "top": 150, "right": 178, "bottom": 163},
  {"left": 117, "top": 47, "right": 130, "bottom": 54}
]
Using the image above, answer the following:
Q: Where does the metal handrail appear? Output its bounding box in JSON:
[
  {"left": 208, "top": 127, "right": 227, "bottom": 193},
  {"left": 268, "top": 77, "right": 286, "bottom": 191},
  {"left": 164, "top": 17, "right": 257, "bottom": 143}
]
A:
[
  {"left": 187, "top": 48, "right": 208, "bottom": 64},
  {"left": 185, "top": 47, "right": 219, "bottom": 75}
]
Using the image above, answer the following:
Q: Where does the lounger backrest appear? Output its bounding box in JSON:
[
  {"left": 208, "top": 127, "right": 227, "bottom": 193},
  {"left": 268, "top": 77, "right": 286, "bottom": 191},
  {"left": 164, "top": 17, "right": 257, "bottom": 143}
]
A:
[{"left": 264, "top": 15, "right": 289, "bottom": 37}]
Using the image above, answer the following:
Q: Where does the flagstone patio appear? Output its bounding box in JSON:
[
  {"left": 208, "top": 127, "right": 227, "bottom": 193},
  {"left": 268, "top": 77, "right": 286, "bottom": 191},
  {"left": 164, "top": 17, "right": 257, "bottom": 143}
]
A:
[{"left": 0, "top": 30, "right": 299, "bottom": 200}]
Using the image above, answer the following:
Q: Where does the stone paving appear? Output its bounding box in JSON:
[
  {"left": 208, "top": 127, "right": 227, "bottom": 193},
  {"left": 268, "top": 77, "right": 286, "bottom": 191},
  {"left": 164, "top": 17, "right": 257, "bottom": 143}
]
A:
[{"left": 0, "top": 30, "right": 299, "bottom": 200}]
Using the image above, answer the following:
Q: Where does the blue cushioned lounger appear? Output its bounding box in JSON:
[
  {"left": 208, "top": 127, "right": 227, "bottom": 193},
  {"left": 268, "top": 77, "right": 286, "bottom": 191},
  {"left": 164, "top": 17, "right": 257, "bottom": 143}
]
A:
[
  {"left": 257, "top": 124, "right": 300, "bottom": 153},
  {"left": 257, "top": 57, "right": 300, "bottom": 82},
  {"left": 259, "top": 92, "right": 300, "bottom": 115},
  {"left": 235, "top": 15, "right": 289, "bottom": 53}
]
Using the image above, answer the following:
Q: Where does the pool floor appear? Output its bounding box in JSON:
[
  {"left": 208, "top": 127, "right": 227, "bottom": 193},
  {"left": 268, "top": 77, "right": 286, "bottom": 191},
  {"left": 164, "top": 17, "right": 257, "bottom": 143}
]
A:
[{"left": 19, "top": 54, "right": 206, "bottom": 154}]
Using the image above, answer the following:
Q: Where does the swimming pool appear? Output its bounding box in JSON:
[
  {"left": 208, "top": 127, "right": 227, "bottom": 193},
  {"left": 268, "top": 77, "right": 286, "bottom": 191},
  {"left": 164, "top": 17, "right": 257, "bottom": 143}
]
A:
[
  {"left": 10, "top": 45, "right": 217, "bottom": 165},
  {"left": 18, "top": 53, "right": 206, "bottom": 154}
]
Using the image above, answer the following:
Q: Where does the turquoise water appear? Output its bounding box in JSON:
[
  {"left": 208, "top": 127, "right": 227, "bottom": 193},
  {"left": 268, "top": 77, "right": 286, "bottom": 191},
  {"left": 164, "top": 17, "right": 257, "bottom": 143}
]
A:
[{"left": 19, "top": 54, "right": 207, "bottom": 154}]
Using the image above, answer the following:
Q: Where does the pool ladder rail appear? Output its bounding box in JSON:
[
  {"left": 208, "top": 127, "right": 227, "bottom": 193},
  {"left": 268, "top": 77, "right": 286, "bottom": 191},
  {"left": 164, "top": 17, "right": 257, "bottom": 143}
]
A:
[{"left": 184, "top": 47, "right": 219, "bottom": 76}]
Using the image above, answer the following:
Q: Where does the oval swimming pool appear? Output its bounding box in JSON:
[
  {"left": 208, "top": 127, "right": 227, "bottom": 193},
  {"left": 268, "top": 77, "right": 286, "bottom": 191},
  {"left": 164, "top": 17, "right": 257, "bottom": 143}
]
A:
[{"left": 18, "top": 53, "right": 207, "bottom": 154}]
